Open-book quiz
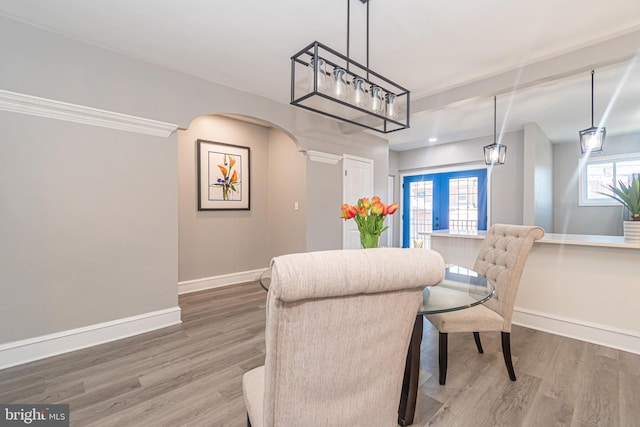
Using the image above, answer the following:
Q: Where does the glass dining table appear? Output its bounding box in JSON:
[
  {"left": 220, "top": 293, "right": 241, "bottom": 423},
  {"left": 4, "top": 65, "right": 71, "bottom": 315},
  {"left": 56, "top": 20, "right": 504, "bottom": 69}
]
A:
[
  {"left": 398, "top": 265, "right": 494, "bottom": 426},
  {"left": 258, "top": 264, "right": 494, "bottom": 426}
]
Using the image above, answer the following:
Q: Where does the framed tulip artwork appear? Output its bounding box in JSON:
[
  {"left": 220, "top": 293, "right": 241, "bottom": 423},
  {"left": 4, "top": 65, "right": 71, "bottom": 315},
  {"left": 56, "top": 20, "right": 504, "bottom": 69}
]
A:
[{"left": 197, "top": 139, "right": 250, "bottom": 210}]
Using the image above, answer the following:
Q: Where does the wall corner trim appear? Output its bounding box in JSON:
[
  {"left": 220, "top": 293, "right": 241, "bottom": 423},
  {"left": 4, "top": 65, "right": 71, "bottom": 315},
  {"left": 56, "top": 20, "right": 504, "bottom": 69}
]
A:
[
  {"left": 304, "top": 150, "right": 342, "bottom": 165},
  {"left": 0, "top": 306, "right": 182, "bottom": 370},
  {"left": 0, "top": 89, "right": 179, "bottom": 137}
]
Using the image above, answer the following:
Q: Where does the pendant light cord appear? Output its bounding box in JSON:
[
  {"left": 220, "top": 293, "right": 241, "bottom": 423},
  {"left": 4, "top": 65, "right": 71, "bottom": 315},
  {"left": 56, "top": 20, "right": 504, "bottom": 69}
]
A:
[
  {"left": 346, "top": 0, "right": 350, "bottom": 72},
  {"left": 591, "top": 69, "right": 595, "bottom": 128},
  {"left": 345, "top": 0, "right": 370, "bottom": 79},
  {"left": 366, "top": 0, "right": 370, "bottom": 80},
  {"left": 494, "top": 96, "right": 497, "bottom": 144}
]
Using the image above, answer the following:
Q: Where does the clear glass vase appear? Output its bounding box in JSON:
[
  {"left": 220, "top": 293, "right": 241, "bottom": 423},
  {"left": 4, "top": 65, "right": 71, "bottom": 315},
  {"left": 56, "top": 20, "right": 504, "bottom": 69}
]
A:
[{"left": 360, "top": 233, "right": 379, "bottom": 249}]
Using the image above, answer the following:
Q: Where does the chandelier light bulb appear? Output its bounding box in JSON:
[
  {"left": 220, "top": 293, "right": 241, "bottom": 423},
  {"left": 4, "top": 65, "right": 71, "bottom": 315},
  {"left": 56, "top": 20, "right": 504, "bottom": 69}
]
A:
[
  {"left": 332, "top": 67, "right": 348, "bottom": 100},
  {"left": 490, "top": 147, "right": 499, "bottom": 162},
  {"left": 370, "top": 85, "right": 384, "bottom": 114},
  {"left": 352, "top": 77, "right": 367, "bottom": 109},
  {"left": 581, "top": 130, "right": 605, "bottom": 152},
  {"left": 386, "top": 93, "right": 397, "bottom": 119},
  {"left": 586, "top": 134, "right": 599, "bottom": 150}
]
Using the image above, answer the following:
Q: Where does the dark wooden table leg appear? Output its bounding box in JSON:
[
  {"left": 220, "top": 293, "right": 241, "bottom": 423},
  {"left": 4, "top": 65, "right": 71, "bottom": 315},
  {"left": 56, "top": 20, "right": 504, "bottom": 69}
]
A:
[{"left": 398, "top": 315, "right": 423, "bottom": 426}]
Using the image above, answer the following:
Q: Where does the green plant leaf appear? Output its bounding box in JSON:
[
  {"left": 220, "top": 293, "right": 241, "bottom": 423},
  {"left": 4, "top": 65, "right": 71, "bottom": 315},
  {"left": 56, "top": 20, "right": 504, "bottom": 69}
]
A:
[{"left": 598, "top": 176, "right": 640, "bottom": 216}]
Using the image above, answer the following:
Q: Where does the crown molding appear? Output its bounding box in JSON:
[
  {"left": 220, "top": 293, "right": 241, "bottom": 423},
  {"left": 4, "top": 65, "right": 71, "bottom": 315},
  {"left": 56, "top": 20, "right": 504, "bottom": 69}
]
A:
[
  {"left": 0, "top": 89, "right": 179, "bottom": 137},
  {"left": 304, "top": 150, "right": 342, "bottom": 165}
]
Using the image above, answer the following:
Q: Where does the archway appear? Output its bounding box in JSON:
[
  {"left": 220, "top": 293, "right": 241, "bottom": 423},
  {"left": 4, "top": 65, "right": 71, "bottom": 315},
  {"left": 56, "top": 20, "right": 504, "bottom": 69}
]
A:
[{"left": 177, "top": 113, "right": 306, "bottom": 294}]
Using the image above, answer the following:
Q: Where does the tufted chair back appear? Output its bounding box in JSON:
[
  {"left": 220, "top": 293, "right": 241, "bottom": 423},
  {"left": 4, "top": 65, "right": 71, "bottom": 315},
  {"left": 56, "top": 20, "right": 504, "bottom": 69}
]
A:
[
  {"left": 473, "top": 224, "right": 545, "bottom": 331},
  {"left": 243, "top": 248, "right": 445, "bottom": 427}
]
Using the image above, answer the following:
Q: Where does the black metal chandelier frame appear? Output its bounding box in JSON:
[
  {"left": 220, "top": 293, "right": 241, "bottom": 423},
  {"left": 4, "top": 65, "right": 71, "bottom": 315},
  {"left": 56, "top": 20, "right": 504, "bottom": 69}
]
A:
[
  {"left": 290, "top": 0, "right": 410, "bottom": 133},
  {"left": 483, "top": 96, "right": 507, "bottom": 165}
]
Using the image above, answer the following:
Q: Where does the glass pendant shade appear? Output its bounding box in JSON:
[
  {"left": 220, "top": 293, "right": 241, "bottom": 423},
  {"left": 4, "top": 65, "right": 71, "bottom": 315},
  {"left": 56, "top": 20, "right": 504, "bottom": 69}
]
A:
[
  {"left": 484, "top": 143, "right": 507, "bottom": 165},
  {"left": 332, "top": 67, "right": 348, "bottom": 100},
  {"left": 579, "top": 127, "right": 606, "bottom": 153},
  {"left": 386, "top": 93, "right": 397, "bottom": 119},
  {"left": 308, "top": 57, "right": 326, "bottom": 93},
  {"left": 352, "top": 76, "right": 368, "bottom": 109},
  {"left": 370, "top": 85, "right": 385, "bottom": 114}
]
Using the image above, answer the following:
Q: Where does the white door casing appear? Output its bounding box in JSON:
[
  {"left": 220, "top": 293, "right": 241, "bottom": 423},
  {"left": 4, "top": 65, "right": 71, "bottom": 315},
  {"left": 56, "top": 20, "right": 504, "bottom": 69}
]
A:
[{"left": 343, "top": 155, "right": 374, "bottom": 249}]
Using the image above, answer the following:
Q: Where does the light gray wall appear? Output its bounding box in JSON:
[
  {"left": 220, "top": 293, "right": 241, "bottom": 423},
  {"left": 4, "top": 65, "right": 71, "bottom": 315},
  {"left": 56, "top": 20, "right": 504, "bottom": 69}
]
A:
[
  {"left": 553, "top": 132, "right": 639, "bottom": 235},
  {"left": 300, "top": 132, "right": 390, "bottom": 249},
  {"left": 0, "top": 112, "right": 178, "bottom": 343},
  {"left": 306, "top": 160, "right": 343, "bottom": 252},
  {"left": 267, "top": 128, "right": 307, "bottom": 257},
  {"left": 0, "top": 17, "right": 387, "bottom": 345},
  {"left": 395, "top": 130, "right": 525, "bottom": 237},
  {"left": 523, "top": 123, "right": 554, "bottom": 231},
  {"left": 178, "top": 116, "right": 271, "bottom": 281}
]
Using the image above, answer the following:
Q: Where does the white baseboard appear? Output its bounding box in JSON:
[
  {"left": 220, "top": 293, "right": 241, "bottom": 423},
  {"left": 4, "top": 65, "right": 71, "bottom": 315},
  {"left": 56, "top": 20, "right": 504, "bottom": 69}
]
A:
[
  {"left": 513, "top": 306, "right": 640, "bottom": 355},
  {"left": 0, "top": 307, "right": 182, "bottom": 370},
  {"left": 178, "top": 268, "right": 268, "bottom": 295}
]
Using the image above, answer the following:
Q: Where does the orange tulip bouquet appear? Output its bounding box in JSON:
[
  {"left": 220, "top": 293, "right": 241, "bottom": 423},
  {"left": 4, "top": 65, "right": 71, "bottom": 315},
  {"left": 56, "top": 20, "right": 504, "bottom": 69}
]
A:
[{"left": 341, "top": 197, "right": 399, "bottom": 248}]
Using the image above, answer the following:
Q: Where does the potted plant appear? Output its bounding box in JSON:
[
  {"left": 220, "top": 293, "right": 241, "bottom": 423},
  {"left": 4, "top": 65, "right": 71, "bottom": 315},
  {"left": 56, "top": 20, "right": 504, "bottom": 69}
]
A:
[{"left": 600, "top": 175, "right": 640, "bottom": 239}]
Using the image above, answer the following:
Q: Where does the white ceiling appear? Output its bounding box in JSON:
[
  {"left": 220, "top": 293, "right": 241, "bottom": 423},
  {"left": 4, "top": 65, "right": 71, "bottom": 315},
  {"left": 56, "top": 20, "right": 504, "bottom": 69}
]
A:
[{"left": 1, "top": 0, "right": 640, "bottom": 150}]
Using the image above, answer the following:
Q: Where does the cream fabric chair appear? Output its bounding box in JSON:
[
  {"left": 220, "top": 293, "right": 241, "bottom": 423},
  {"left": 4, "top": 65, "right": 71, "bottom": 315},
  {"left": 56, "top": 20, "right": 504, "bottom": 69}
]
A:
[
  {"left": 243, "top": 248, "right": 445, "bottom": 427},
  {"left": 425, "top": 224, "right": 544, "bottom": 385}
]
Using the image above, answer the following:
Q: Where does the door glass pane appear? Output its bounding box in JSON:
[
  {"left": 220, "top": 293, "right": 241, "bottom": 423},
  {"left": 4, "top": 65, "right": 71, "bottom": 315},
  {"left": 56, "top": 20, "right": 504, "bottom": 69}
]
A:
[
  {"left": 449, "top": 177, "right": 478, "bottom": 231},
  {"left": 409, "top": 180, "right": 433, "bottom": 247}
]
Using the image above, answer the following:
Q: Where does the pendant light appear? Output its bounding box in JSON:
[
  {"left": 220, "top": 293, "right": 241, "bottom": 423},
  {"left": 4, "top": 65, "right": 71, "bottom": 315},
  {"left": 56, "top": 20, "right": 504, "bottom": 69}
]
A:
[
  {"left": 483, "top": 96, "right": 507, "bottom": 165},
  {"left": 579, "top": 69, "right": 606, "bottom": 153},
  {"left": 290, "top": 0, "right": 410, "bottom": 133}
]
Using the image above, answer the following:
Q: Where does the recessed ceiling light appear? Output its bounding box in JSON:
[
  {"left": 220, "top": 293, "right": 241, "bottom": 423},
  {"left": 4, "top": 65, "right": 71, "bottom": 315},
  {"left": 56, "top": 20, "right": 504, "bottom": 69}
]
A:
[{"left": 428, "top": 137, "right": 437, "bottom": 142}]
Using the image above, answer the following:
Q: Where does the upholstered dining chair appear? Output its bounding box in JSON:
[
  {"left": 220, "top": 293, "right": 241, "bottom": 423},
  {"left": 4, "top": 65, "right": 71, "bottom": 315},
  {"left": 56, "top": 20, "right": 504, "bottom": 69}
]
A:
[
  {"left": 242, "top": 248, "right": 445, "bottom": 427},
  {"left": 424, "top": 224, "right": 544, "bottom": 385}
]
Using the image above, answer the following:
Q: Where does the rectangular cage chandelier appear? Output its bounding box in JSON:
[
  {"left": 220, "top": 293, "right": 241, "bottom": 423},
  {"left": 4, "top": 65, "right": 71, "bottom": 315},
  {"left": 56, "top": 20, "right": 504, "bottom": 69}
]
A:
[{"left": 290, "top": 0, "right": 410, "bottom": 134}]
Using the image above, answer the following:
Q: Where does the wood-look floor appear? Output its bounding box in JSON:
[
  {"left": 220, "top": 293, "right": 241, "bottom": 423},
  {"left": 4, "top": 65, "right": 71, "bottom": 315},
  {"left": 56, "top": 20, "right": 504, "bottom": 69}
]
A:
[{"left": 1, "top": 282, "right": 639, "bottom": 426}]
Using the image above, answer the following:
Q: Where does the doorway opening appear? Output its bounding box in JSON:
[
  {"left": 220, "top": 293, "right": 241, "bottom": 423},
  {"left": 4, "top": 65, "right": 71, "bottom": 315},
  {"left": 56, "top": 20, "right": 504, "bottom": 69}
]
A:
[{"left": 402, "top": 169, "right": 487, "bottom": 248}]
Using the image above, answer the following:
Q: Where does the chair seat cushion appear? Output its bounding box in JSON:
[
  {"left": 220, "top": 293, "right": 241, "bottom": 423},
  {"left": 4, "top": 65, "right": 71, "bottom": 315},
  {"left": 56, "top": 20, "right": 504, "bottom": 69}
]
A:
[
  {"left": 425, "top": 304, "right": 505, "bottom": 333},
  {"left": 243, "top": 365, "right": 265, "bottom": 427}
]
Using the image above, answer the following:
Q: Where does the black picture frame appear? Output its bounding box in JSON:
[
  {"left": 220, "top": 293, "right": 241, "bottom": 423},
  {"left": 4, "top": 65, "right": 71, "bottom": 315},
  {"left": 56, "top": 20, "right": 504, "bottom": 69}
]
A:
[{"left": 197, "top": 139, "right": 250, "bottom": 210}]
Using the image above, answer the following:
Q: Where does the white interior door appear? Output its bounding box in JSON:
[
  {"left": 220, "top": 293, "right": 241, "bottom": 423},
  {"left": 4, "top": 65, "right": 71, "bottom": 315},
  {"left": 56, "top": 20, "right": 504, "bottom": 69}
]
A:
[{"left": 343, "top": 155, "right": 374, "bottom": 249}]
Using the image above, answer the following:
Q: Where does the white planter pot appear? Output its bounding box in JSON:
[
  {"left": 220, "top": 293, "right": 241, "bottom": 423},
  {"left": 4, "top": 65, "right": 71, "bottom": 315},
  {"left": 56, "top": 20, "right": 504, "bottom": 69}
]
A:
[{"left": 623, "top": 220, "right": 640, "bottom": 240}]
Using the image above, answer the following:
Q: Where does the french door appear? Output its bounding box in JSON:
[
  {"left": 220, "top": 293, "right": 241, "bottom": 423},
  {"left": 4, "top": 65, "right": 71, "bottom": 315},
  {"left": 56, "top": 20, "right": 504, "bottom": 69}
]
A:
[{"left": 402, "top": 169, "right": 487, "bottom": 247}]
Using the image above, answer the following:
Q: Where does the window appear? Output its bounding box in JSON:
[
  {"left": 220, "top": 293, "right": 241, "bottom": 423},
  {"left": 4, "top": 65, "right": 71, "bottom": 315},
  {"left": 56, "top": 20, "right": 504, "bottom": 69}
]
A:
[{"left": 579, "top": 152, "right": 640, "bottom": 206}]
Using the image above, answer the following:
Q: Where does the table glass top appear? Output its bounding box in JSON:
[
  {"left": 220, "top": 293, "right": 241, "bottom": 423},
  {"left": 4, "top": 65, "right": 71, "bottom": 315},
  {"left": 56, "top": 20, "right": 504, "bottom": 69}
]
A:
[
  {"left": 258, "top": 264, "right": 494, "bottom": 315},
  {"left": 418, "top": 265, "right": 494, "bottom": 315}
]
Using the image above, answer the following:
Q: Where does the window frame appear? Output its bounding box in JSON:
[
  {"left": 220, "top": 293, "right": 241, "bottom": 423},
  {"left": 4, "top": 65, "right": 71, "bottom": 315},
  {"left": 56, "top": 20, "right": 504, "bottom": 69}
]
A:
[{"left": 578, "top": 152, "right": 640, "bottom": 206}]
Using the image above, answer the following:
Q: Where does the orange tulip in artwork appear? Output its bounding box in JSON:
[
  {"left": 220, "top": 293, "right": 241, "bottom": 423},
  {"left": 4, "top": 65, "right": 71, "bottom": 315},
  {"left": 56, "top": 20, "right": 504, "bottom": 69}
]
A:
[{"left": 212, "top": 154, "right": 240, "bottom": 200}]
